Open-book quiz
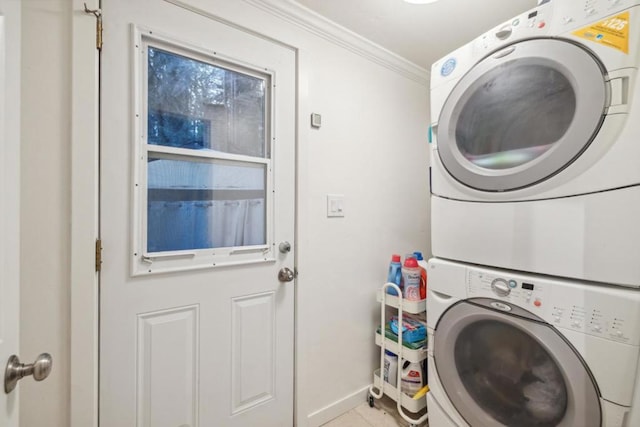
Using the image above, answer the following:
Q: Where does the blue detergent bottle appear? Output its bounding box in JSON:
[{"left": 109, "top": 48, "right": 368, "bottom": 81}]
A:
[{"left": 387, "top": 254, "right": 403, "bottom": 295}]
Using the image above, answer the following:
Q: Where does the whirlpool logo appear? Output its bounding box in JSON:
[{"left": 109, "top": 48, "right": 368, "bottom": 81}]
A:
[
  {"left": 490, "top": 301, "right": 512, "bottom": 312},
  {"left": 440, "top": 58, "right": 457, "bottom": 77}
]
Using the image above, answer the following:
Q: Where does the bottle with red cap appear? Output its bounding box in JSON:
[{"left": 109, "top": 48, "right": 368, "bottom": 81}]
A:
[
  {"left": 413, "top": 251, "right": 428, "bottom": 300},
  {"left": 386, "top": 254, "right": 403, "bottom": 296},
  {"left": 402, "top": 255, "right": 421, "bottom": 301}
]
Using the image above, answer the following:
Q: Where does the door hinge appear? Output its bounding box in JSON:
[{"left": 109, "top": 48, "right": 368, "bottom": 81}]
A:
[
  {"left": 95, "top": 239, "right": 103, "bottom": 272},
  {"left": 84, "top": 3, "right": 103, "bottom": 51}
]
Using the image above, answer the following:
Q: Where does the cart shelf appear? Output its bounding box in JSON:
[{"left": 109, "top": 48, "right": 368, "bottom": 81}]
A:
[
  {"left": 376, "top": 290, "right": 426, "bottom": 314},
  {"left": 372, "top": 369, "right": 427, "bottom": 413},
  {"left": 374, "top": 332, "right": 427, "bottom": 364}
]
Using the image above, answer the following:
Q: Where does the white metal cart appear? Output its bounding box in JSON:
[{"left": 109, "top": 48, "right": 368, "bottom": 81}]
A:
[{"left": 368, "top": 282, "right": 428, "bottom": 427}]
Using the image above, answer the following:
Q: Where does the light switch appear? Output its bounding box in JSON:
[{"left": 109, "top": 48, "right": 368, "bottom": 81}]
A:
[{"left": 327, "top": 194, "right": 345, "bottom": 217}]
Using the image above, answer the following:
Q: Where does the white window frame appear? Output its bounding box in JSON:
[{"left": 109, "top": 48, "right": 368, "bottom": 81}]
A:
[{"left": 132, "top": 26, "right": 276, "bottom": 275}]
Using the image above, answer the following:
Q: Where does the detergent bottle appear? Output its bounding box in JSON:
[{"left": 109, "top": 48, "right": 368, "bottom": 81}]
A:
[
  {"left": 413, "top": 251, "right": 428, "bottom": 300},
  {"left": 386, "top": 254, "right": 403, "bottom": 296},
  {"left": 401, "top": 360, "right": 425, "bottom": 396},
  {"left": 402, "top": 256, "right": 421, "bottom": 301}
]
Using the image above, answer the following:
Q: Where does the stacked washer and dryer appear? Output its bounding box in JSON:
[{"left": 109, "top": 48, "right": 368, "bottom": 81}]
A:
[{"left": 427, "top": 1, "right": 640, "bottom": 426}]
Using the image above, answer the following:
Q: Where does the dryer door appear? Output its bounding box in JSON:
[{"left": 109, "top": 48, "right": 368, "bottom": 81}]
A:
[
  {"left": 437, "top": 39, "right": 607, "bottom": 192},
  {"left": 433, "top": 298, "right": 601, "bottom": 427}
]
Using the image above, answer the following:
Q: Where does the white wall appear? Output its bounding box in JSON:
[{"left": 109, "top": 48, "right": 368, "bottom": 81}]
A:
[
  {"left": 296, "top": 33, "right": 430, "bottom": 426},
  {"left": 19, "top": 1, "right": 430, "bottom": 426},
  {"left": 20, "top": 1, "right": 71, "bottom": 426}
]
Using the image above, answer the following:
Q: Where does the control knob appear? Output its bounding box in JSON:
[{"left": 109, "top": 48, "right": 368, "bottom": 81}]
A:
[{"left": 491, "top": 278, "right": 511, "bottom": 297}]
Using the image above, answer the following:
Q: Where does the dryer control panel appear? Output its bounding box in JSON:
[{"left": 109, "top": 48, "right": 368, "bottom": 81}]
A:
[{"left": 471, "top": 6, "right": 554, "bottom": 56}]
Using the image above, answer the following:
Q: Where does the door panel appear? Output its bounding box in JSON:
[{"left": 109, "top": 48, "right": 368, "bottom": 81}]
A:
[
  {"left": 137, "top": 305, "right": 199, "bottom": 427},
  {"left": 100, "top": 1, "right": 295, "bottom": 425}
]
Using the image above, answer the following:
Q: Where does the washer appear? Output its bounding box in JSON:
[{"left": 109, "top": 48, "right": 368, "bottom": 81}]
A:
[
  {"left": 426, "top": 258, "right": 640, "bottom": 427},
  {"left": 430, "top": 0, "right": 640, "bottom": 286}
]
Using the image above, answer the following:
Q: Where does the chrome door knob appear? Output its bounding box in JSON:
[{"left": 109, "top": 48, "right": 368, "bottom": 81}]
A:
[
  {"left": 4, "top": 353, "right": 52, "bottom": 394},
  {"left": 278, "top": 267, "right": 295, "bottom": 282}
]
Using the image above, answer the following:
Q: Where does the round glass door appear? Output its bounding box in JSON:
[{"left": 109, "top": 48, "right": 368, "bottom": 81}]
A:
[
  {"left": 455, "top": 320, "right": 567, "bottom": 426},
  {"left": 437, "top": 39, "right": 608, "bottom": 191},
  {"left": 434, "top": 300, "right": 601, "bottom": 427}
]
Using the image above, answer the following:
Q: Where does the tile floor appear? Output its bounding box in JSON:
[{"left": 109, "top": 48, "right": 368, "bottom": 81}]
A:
[{"left": 321, "top": 396, "right": 428, "bottom": 427}]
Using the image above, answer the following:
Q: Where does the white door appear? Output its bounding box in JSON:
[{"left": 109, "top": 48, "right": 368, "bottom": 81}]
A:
[
  {"left": 0, "top": 3, "right": 19, "bottom": 425},
  {"left": 100, "top": 1, "right": 296, "bottom": 426}
]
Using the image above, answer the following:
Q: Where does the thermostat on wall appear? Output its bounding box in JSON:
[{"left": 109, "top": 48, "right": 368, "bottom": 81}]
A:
[{"left": 311, "top": 113, "right": 322, "bottom": 129}]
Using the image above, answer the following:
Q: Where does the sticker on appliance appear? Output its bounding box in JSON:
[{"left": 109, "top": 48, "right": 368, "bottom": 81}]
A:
[{"left": 572, "top": 11, "right": 629, "bottom": 54}]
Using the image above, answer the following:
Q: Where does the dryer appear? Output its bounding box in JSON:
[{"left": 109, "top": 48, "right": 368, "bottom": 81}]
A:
[
  {"left": 430, "top": 0, "right": 640, "bottom": 286},
  {"left": 426, "top": 258, "right": 640, "bottom": 427}
]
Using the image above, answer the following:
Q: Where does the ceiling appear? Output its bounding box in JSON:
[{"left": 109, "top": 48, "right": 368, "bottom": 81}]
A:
[{"left": 295, "top": 0, "right": 538, "bottom": 70}]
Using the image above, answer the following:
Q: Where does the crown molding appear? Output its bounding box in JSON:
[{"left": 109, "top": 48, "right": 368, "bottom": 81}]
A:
[{"left": 242, "top": 0, "right": 429, "bottom": 86}]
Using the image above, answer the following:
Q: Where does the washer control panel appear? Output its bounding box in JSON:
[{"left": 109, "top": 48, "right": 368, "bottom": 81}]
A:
[
  {"left": 467, "top": 270, "right": 547, "bottom": 311},
  {"left": 465, "top": 268, "right": 640, "bottom": 345},
  {"left": 549, "top": 294, "right": 637, "bottom": 344}
]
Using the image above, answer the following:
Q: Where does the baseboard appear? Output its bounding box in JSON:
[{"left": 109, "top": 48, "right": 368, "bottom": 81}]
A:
[{"left": 306, "top": 386, "right": 370, "bottom": 427}]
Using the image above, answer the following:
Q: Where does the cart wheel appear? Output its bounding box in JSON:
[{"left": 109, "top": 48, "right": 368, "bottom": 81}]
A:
[{"left": 367, "top": 394, "right": 375, "bottom": 408}]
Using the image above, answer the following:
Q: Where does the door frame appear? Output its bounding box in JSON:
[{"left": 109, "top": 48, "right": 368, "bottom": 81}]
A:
[
  {"left": 69, "top": 1, "right": 304, "bottom": 426},
  {"left": 0, "top": 1, "right": 21, "bottom": 425},
  {"left": 70, "top": 1, "right": 100, "bottom": 426}
]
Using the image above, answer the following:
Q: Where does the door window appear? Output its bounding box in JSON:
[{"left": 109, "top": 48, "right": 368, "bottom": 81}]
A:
[
  {"left": 135, "top": 38, "right": 274, "bottom": 272},
  {"left": 147, "top": 46, "right": 268, "bottom": 157},
  {"left": 455, "top": 320, "right": 567, "bottom": 426},
  {"left": 147, "top": 156, "right": 266, "bottom": 252}
]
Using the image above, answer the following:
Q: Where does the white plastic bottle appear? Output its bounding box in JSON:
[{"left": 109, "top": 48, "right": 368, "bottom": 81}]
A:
[
  {"left": 401, "top": 360, "right": 424, "bottom": 396},
  {"left": 383, "top": 350, "right": 398, "bottom": 384}
]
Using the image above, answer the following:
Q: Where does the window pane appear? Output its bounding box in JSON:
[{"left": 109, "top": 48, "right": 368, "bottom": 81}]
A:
[
  {"left": 147, "top": 157, "right": 266, "bottom": 252},
  {"left": 147, "top": 46, "right": 267, "bottom": 157},
  {"left": 454, "top": 320, "right": 567, "bottom": 427},
  {"left": 456, "top": 63, "right": 576, "bottom": 170}
]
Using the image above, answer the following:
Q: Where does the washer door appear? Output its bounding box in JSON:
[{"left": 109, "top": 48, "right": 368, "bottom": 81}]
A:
[
  {"left": 437, "top": 39, "right": 608, "bottom": 191},
  {"left": 434, "top": 299, "right": 601, "bottom": 427}
]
